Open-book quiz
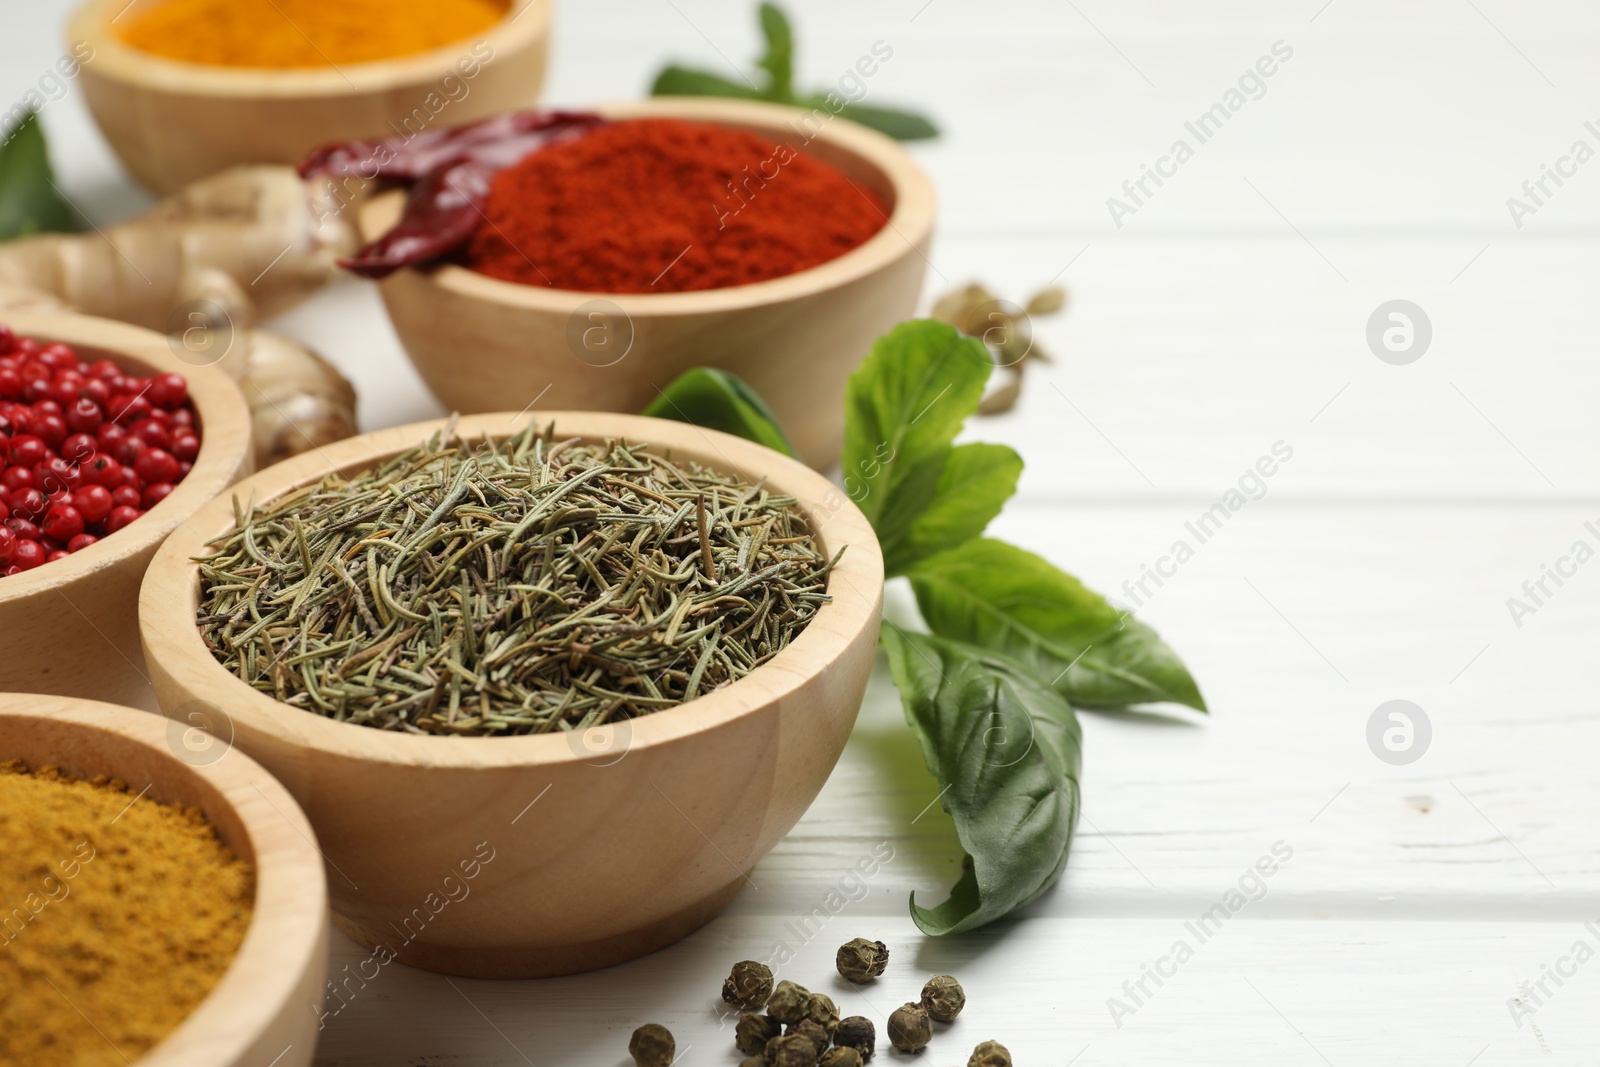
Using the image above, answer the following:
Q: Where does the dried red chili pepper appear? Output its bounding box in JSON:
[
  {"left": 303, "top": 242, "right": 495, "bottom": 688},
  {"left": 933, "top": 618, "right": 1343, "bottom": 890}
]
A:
[
  {"left": 298, "top": 110, "right": 605, "bottom": 183},
  {"left": 301, "top": 110, "right": 605, "bottom": 279},
  {"left": 338, "top": 159, "right": 493, "bottom": 280}
]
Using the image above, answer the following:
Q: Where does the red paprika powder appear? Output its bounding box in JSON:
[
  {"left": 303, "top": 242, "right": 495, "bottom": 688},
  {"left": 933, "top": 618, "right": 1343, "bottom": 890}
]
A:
[{"left": 460, "top": 118, "right": 888, "bottom": 293}]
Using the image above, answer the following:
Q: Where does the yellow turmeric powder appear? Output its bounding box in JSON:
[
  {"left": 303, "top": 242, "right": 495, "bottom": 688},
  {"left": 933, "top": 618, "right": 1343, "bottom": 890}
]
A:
[
  {"left": 116, "top": 0, "right": 512, "bottom": 69},
  {"left": 0, "top": 761, "right": 254, "bottom": 1067}
]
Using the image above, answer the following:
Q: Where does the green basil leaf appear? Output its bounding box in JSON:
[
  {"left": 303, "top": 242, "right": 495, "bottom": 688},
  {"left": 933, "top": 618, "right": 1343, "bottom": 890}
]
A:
[
  {"left": 813, "top": 99, "right": 941, "bottom": 141},
  {"left": 649, "top": 5, "right": 939, "bottom": 141},
  {"left": 649, "top": 66, "right": 767, "bottom": 101},
  {"left": 842, "top": 320, "right": 991, "bottom": 534},
  {"left": 909, "top": 538, "right": 1207, "bottom": 712},
  {"left": 755, "top": 3, "right": 795, "bottom": 100},
  {"left": 0, "top": 111, "right": 78, "bottom": 242},
  {"left": 643, "top": 367, "right": 798, "bottom": 458},
  {"left": 880, "top": 627, "right": 1081, "bottom": 935},
  {"left": 880, "top": 442, "right": 1021, "bottom": 577}
]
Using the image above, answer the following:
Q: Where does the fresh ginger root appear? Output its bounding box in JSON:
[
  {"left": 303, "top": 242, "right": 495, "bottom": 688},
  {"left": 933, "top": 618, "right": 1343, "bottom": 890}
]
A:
[
  {"left": 0, "top": 166, "right": 360, "bottom": 466},
  {"left": 238, "top": 330, "right": 358, "bottom": 464},
  {"left": 0, "top": 165, "right": 349, "bottom": 328}
]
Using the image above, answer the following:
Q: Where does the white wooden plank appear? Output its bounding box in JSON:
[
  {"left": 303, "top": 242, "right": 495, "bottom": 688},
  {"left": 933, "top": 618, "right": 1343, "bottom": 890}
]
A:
[
  {"left": 928, "top": 236, "right": 1600, "bottom": 500},
  {"left": 311, "top": 917, "right": 1600, "bottom": 1065},
  {"left": 754, "top": 501, "right": 1600, "bottom": 918},
  {"left": 534, "top": 0, "right": 1600, "bottom": 231}
]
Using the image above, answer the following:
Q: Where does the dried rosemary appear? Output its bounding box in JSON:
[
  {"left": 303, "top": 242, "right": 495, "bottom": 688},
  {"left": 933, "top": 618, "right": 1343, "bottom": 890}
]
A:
[{"left": 194, "top": 423, "right": 836, "bottom": 736}]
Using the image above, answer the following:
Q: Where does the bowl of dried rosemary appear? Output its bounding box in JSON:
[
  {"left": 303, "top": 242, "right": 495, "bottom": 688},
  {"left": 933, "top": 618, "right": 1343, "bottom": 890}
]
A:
[
  {"left": 138, "top": 411, "right": 882, "bottom": 978},
  {"left": 0, "top": 692, "right": 328, "bottom": 1067}
]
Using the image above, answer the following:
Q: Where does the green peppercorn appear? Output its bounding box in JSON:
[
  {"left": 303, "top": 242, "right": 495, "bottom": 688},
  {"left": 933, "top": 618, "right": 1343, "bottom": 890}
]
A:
[
  {"left": 967, "top": 1040, "right": 1012, "bottom": 1067},
  {"left": 737, "top": 1013, "right": 781, "bottom": 1056},
  {"left": 629, "top": 1023, "right": 675, "bottom": 1067},
  {"left": 768, "top": 1032, "right": 821, "bottom": 1067},
  {"left": 887, "top": 1002, "right": 932, "bottom": 1053},
  {"left": 804, "top": 992, "right": 840, "bottom": 1037},
  {"left": 789, "top": 1018, "right": 831, "bottom": 1056},
  {"left": 724, "top": 960, "right": 775, "bottom": 1010},
  {"left": 921, "top": 974, "right": 966, "bottom": 1023},
  {"left": 819, "top": 1047, "right": 864, "bottom": 1067},
  {"left": 834, "top": 1015, "right": 875, "bottom": 1060},
  {"left": 835, "top": 937, "right": 890, "bottom": 983},
  {"left": 767, "top": 980, "right": 812, "bottom": 1025}
]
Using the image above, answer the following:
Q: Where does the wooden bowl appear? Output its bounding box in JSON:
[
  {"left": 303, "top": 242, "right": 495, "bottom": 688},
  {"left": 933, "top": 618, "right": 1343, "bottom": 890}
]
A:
[
  {"left": 0, "top": 313, "right": 251, "bottom": 709},
  {"left": 358, "top": 98, "right": 937, "bottom": 471},
  {"left": 139, "top": 412, "right": 883, "bottom": 978},
  {"left": 69, "top": 0, "right": 552, "bottom": 194},
  {"left": 0, "top": 693, "right": 327, "bottom": 1067}
]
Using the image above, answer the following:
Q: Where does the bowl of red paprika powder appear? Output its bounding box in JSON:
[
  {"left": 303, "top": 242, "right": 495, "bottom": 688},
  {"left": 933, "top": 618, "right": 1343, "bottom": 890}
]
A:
[{"left": 356, "top": 98, "right": 937, "bottom": 470}]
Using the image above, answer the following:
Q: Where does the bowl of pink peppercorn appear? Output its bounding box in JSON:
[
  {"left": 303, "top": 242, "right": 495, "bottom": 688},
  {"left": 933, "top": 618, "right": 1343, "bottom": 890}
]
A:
[{"left": 0, "top": 313, "right": 251, "bottom": 707}]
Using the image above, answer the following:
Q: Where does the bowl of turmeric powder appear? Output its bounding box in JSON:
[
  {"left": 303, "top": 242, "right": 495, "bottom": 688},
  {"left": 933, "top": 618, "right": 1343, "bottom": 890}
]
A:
[
  {"left": 0, "top": 692, "right": 327, "bottom": 1067},
  {"left": 68, "top": 0, "right": 552, "bottom": 194},
  {"left": 349, "top": 97, "right": 938, "bottom": 471}
]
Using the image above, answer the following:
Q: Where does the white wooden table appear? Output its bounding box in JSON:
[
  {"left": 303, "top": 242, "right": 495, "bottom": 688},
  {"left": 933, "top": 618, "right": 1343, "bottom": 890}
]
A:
[{"left": 9, "top": 1, "right": 1600, "bottom": 1062}]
